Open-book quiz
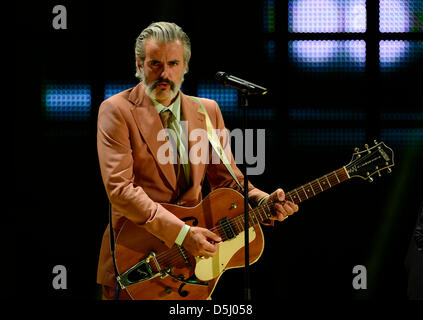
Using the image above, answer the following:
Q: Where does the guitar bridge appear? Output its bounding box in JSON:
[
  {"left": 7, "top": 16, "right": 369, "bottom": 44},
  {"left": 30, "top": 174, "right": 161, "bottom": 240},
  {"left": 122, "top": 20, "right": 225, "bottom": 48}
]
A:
[{"left": 117, "top": 252, "right": 163, "bottom": 289}]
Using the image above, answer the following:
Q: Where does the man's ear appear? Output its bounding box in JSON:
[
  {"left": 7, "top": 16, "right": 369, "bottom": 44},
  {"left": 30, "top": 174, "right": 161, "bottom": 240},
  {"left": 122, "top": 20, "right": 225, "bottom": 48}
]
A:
[{"left": 136, "top": 56, "right": 143, "bottom": 72}]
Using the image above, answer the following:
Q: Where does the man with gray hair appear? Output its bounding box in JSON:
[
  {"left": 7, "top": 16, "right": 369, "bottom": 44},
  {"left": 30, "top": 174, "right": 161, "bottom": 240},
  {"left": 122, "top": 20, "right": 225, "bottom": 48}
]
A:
[{"left": 96, "top": 21, "right": 298, "bottom": 300}]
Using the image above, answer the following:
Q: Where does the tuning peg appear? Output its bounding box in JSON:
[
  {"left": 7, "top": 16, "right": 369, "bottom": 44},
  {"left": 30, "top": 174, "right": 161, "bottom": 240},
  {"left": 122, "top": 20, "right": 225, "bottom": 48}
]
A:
[
  {"left": 365, "top": 144, "right": 369, "bottom": 149},
  {"left": 354, "top": 147, "right": 359, "bottom": 152},
  {"left": 387, "top": 168, "right": 392, "bottom": 173},
  {"left": 374, "top": 139, "right": 378, "bottom": 145},
  {"left": 368, "top": 176, "right": 374, "bottom": 182},
  {"left": 378, "top": 170, "right": 382, "bottom": 177}
]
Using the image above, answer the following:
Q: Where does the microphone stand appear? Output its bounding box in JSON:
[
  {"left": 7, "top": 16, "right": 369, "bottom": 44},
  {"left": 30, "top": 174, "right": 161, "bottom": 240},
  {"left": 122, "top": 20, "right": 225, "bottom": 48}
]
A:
[
  {"left": 240, "top": 90, "right": 251, "bottom": 301},
  {"left": 214, "top": 71, "right": 267, "bottom": 300}
]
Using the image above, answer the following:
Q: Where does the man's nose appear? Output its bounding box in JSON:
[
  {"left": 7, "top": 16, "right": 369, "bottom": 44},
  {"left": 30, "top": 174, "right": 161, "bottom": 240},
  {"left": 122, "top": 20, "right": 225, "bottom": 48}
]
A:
[{"left": 160, "top": 64, "right": 170, "bottom": 78}]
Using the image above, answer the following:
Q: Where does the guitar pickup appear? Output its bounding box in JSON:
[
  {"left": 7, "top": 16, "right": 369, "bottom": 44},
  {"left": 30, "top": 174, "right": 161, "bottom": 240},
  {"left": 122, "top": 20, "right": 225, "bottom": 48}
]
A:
[{"left": 218, "top": 217, "right": 236, "bottom": 240}]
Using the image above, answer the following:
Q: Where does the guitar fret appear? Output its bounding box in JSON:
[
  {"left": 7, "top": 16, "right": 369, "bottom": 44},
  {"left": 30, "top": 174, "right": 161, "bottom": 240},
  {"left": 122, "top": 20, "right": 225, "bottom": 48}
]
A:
[
  {"left": 259, "top": 206, "right": 268, "bottom": 221},
  {"left": 301, "top": 186, "right": 309, "bottom": 199},
  {"left": 319, "top": 177, "right": 327, "bottom": 190},
  {"left": 258, "top": 208, "right": 264, "bottom": 223},
  {"left": 264, "top": 203, "right": 272, "bottom": 219},
  {"left": 316, "top": 178, "right": 323, "bottom": 191},
  {"left": 300, "top": 187, "right": 307, "bottom": 200},
  {"left": 325, "top": 174, "right": 332, "bottom": 187},
  {"left": 248, "top": 214, "right": 254, "bottom": 228},
  {"left": 334, "top": 170, "right": 341, "bottom": 183},
  {"left": 331, "top": 172, "right": 339, "bottom": 186},
  {"left": 309, "top": 182, "right": 316, "bottom": 196},
  {"left": 255, "top": 207, "right": 262, "bottom": 222},
  {"left": 252, "top": 211, "right": 259, "bottom": 225},
  {"left": 295, "top": 189, "right": 302, "bottom": 202}
]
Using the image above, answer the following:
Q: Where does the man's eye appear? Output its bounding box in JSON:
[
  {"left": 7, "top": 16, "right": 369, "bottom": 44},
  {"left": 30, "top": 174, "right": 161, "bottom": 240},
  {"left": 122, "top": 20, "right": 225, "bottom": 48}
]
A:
[{"left": 169, "top": 61, "right": 179, "bottom": 66}]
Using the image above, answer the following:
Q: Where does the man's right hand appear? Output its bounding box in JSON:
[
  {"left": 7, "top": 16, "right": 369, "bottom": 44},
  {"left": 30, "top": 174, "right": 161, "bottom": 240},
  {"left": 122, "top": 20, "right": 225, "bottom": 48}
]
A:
[{"left": 182, "top": 226, "right": 222, "bottom": 258}]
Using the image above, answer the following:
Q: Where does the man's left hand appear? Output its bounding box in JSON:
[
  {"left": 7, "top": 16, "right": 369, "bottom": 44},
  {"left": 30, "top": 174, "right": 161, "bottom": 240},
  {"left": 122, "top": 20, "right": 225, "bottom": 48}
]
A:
[{"left": 263, "top": 188, "right": 299, "bottom": 221}]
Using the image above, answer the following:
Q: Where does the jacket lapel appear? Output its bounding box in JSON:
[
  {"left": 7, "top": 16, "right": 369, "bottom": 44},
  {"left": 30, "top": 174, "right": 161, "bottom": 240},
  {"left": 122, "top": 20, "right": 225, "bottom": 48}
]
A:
[{"left": 129, "top": 83, "right": 177, "bottom": 190}]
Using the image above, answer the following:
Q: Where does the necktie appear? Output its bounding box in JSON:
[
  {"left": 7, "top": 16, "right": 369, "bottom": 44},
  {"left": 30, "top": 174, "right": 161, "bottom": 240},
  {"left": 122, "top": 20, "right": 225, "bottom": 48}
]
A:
[
  {"left": 159, "top": 109, "right": 172, "bottom": 130},
  {"left": 159, "top": 110, "right": 189, "bottom": 196}
]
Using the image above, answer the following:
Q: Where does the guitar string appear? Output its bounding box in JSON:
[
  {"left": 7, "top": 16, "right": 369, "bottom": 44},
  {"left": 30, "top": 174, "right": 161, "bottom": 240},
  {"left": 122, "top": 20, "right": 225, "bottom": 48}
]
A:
[
  {"left": 152, "top": 169, "right": 349, "bottom": 268},
  {"left": 125, "top": 157, "right": 376, "bottom": 272},
  {"left": 153, "top": 205, "right": 271, "bottom": 268},
  {"left": 149, "top": 167, "right": 352, "bottom": 269},
  {"left": 157, "top": 171, "right": 345, "bottom": 263},
  {"left": 153, "top": 207, "right": 263, "bottom": 266},
  {"left": 155, "top": 153, "right": 380, "bottom": 268},
  {"left": 153, "top": 191, "right": 308, "bottom": 268}
]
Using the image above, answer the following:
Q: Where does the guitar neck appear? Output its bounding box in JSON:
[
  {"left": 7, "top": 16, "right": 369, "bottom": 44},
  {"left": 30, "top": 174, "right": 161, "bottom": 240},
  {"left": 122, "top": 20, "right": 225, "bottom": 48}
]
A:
[
  {"left": 229, "top": 167, "right": 350, "bottom": 235},
  {"left": 284, "top": 167, "right": 350, "bottom": 205}
]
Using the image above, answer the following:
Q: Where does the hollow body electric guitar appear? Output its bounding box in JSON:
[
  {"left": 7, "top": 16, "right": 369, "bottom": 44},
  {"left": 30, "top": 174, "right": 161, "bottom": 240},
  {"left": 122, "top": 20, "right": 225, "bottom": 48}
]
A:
[{"left": 114, "top": 141, "right": 394, "bottom": 300}]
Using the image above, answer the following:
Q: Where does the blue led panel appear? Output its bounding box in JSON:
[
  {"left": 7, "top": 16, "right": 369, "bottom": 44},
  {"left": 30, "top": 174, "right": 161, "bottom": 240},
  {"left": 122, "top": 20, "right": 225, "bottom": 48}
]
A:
[
  {"left": 104, "top": 82, "right": 138, "bottom": 99},
  {"left": 43, "top": 84, "right": 91, "bottom": 121},
  {"left": 380, "top": 0, "right": 423, "bottom": 32},
  {"left": 264, "top": 0, "right": 276, "bottom": 32},
  {"left": 380, "top": 40, "right": 423, "bottom": 71},
  {"left": 289, "top": 40, "right": 366, "bottom": 72},
  {"left": 381, "top": 112, "right": 423, "bottom": 121},
  {"left": 289, "top": 128, "right": 366, "bottom": 146},
  {"left": 288, "top": 0, "right": 367, "bottom": 33},
  {"left": 221, "top": 108, "right": 277, "bottom": 120},
  {"left": 381, "top": 128, "right": 423, "bottom": 147},
  {"left": 265, "top": 40, "right": 276, "bottom": 62},
  {"left": 289, "top": 108, "right": 366, "bottom": 120},
  {"left": 198, "top": 81, "right": 238, "bottom": 108}
]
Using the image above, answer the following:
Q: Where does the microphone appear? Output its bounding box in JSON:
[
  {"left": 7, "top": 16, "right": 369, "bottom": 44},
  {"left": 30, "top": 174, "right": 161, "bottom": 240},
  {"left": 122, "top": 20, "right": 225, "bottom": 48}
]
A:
[{"left": 215, "top": 71, "right": 268, "bottom": 95}]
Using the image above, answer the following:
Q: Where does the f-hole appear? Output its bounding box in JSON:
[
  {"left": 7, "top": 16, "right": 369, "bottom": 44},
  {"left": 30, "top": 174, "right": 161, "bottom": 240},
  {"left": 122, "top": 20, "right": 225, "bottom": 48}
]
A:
[
  {"left": 181, "top": 216, "right": 198, "bottom": 226},
  {"left": 177, "top": 217, "right": 199, "bottom": 297},
  {"left": 177, "top": 274, "right": 198, "bottom": 298}
]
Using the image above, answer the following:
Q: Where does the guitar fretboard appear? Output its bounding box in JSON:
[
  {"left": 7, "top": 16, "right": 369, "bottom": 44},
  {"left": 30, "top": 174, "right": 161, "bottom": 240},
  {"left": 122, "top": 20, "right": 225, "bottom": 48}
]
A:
[{"left": 217, "top": 167, "right": 349, "bottom": 240}]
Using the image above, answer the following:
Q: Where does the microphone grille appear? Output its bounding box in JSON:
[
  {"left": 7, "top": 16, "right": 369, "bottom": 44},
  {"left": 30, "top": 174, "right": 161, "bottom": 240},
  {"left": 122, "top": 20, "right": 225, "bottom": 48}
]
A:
[{"left": 214, "top": 71, "right": 227, "bottom": 81}]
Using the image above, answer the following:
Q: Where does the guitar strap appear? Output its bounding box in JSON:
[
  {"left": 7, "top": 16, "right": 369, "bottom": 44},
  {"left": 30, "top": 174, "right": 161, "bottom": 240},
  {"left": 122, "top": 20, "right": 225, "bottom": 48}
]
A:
[
  {"left": 188, "top": 95, "right": 244, "bottom": 192},
  {"left": 108, "top": 95, "right": 244, "bottom": 299}
]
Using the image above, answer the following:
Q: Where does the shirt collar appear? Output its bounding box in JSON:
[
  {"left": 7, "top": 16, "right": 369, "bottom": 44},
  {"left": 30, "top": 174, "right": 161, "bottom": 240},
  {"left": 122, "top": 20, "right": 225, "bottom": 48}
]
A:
[{"left": 151, "top": 92, "right": 181, "bottom": 122}]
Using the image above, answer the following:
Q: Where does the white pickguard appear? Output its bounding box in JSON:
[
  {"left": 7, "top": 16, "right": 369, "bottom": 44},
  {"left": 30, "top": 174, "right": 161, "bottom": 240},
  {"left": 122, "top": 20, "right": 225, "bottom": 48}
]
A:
[{"left": 194, "top": 227, "right": 256, "bottom": 281}]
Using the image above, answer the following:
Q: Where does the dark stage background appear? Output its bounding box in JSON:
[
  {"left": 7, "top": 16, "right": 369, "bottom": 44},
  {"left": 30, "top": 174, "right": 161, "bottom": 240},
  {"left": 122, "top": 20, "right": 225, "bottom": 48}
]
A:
[{"left": 13, "top": 0, "right": 422, "bottom": 303}]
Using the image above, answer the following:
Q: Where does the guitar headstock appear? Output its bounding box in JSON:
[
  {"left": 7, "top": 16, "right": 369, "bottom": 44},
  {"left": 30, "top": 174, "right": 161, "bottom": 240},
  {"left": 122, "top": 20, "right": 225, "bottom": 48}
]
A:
[{"left": 345, "top": 140, "right": 395, "bottom": 182}]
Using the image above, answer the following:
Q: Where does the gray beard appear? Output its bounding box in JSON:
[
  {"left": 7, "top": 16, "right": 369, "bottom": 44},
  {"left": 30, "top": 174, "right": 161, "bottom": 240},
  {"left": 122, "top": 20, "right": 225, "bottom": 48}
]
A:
[{"left": 142, "top": 74, "right": 184, "bottom": 102}]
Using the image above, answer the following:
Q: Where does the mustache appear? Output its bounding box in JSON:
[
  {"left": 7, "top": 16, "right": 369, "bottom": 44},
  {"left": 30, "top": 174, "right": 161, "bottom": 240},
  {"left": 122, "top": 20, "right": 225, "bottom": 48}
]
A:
[{"left": 152, "top": 78, "right": 175, "bottom": 90}]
